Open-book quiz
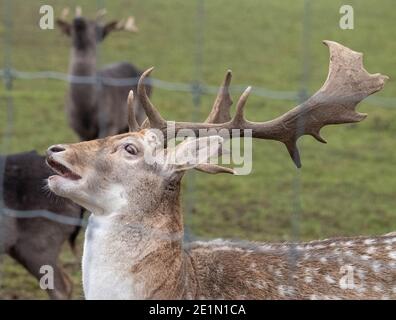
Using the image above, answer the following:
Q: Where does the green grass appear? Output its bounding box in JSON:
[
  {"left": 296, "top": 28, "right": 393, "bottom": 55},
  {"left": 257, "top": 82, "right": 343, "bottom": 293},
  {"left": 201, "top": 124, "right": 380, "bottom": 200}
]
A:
[{"left": 0, "top": 0, "right": 396, "bottom": 299}]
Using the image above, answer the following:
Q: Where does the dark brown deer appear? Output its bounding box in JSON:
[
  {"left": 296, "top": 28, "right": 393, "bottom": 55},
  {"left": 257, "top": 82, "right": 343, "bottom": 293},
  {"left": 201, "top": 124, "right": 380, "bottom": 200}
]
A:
[
  {"left": 56, "top": 7, "right": 151, "bottom": 140},
  {"left": 0, "top": 151, "right": 84, "bottom": 299},
  {"left": 46, "top": 41, "right": 394, "bottom": 299}
]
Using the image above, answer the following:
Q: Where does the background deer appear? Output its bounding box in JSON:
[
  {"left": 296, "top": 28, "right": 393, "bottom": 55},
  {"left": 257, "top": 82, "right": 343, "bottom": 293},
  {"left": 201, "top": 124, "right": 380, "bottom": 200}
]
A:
[
  {"left": 45, "top": 41, "right": 395, "bottom": 299},
  {"left": 56, "top": 7, "right": 151, "bottom": 140},
  {"left": 0, "top": 151, "right": 84, "bottom": 299}
]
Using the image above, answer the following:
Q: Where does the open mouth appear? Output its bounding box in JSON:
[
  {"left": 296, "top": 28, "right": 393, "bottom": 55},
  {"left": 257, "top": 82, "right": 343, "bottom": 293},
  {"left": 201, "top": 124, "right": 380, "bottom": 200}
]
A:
[{"left": 46, "top": 158, "right": 82, "bottom": 180}]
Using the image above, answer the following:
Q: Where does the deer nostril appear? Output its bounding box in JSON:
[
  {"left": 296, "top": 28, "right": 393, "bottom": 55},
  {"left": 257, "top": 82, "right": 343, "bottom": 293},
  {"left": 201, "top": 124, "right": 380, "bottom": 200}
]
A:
[{"left": 48, "top": 145, "right": 66, "bottom": 154}]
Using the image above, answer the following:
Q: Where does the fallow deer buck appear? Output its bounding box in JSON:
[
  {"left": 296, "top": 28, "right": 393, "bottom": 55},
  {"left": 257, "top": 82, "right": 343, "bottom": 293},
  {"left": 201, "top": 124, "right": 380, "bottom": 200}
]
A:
[
  {"left": 56, "top": 7, "right": 151, "bottom": 141},
  {"left": 45, "top": 41, "right": 395, "bottom": 299}
]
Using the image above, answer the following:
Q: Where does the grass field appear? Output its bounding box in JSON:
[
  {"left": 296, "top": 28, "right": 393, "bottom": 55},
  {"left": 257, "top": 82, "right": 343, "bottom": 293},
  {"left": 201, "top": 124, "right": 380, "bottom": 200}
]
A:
[{"left": 0, "top": 0, "right": 395, "bottom": 299}]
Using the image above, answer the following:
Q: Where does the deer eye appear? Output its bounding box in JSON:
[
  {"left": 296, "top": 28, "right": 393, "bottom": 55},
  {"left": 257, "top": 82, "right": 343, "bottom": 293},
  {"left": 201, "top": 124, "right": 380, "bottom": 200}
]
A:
[{"left": 124, "top": 144, "right": 138, "bottom": 155}]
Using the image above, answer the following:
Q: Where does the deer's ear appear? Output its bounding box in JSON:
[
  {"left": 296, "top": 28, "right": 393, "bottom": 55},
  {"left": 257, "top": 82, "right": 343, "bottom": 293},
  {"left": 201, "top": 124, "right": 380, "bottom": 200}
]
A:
[
  {"left": 102, "top": 21, "right": 118, "bottom": 38},
  {"left": 56, "top": 19, "right": 71, "bottom": 36},
  {"left": 165, "top": 136, "right": 224, "bottom": 173}
]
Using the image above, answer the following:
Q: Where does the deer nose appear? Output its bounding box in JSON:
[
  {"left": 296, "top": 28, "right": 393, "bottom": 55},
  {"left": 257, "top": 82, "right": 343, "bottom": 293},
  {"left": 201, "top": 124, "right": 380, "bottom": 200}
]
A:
[{"left": 47, "top": 145, "right": 66, "bottom": 156}]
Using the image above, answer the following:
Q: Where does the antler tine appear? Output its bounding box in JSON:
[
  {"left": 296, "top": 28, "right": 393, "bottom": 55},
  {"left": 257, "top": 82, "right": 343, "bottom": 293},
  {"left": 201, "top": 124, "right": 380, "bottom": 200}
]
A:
[
  {"left": 137, "top": 68, "right": 167, "bottom": 129},
  {"left": 115, "top": 16, "right": 138, "bottom": 32},
  {"left": 127, "top": 91, "right": 141, "bottom": 132},
  {"left": 124, "top": 16, "right": 138, "bottom": 32},
  {"left": 75, "top": 6, "right": 82, "bottom": 17},
  {"left": 96, "top": 8, "right": 107, "bottom": 20},
  {"left": 232, "top": 86, "right": 252, "bottom": 125},
  {"left": 195, "top": 71, "right": 236, "bottom": 175},
  {"left": 60, "top": 7, "right": 70, "bottom": 20},
  {"left": 205, "top": 70, "right": 233, "bottom": 123}
]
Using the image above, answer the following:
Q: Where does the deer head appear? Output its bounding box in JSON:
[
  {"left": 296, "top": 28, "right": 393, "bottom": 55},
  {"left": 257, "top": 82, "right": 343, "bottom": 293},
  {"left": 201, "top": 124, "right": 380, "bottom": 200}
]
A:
[
  {"left": 56, "top": 7, "right": 138, "bottom": 51},
  {"left": 46, "top": 119, "right": 223, "bottom": 216},
  {"left": 46, "top": 41, "right": 388, "bottom": 218}
]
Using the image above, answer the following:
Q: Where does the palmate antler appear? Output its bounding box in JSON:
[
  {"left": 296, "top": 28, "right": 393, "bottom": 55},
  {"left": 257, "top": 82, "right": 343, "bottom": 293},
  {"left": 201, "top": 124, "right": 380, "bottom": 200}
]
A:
[
  {"left": 59, "top": 6, "right": 82, "bottom": 18},
  {"left": 59, "top": 7, "right": 138, "bottom": 33},
  {"left": 130, "top": 41, "right": 388, "bottom": 168}
]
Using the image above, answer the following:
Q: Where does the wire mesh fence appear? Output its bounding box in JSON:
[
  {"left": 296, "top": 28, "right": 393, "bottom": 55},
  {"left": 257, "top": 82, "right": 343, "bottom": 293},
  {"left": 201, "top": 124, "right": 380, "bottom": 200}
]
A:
[{"left": 1, "top": 0, "right": 395, "bottom": 299}]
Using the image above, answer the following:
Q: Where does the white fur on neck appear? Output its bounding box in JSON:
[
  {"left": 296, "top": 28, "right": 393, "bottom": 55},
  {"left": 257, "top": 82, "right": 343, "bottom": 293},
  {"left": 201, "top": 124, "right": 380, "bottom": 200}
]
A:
[
  {"left": 78, "top": 184, "right": 128, "bottom": 215},
  {"left": 82, "top": 212, "right": 147, "bottom": 300}
]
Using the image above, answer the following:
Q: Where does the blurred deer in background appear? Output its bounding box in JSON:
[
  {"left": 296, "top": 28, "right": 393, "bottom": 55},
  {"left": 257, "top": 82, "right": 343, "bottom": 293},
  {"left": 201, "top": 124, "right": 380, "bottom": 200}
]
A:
[
  {"left": 45, "top": 41, "right": 395, "bottom": 299},
  {"left": 0, "top": 151, "right": 84, "bottom": 299},
  {"left": 56, "top": 7, "right": 151, "bottom": 141}
]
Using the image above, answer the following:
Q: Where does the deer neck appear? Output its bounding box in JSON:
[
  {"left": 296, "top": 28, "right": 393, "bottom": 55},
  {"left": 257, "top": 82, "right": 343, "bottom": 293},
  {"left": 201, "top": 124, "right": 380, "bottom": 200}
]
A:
[
  {"left": 67, "top": 47, "right": 99, "bottom": 122},
  {"left": 83, "top": 181, "right": 196, "bottom": 299},
  {"left": 69, "top": 47, "right": 97, "bottom": 77}
]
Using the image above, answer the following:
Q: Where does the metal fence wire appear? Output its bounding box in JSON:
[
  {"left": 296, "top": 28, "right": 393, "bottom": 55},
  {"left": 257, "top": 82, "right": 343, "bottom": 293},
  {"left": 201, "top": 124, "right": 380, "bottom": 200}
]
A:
[{"left": 0, "top": 0, "right": 395, "bottom": 299}]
